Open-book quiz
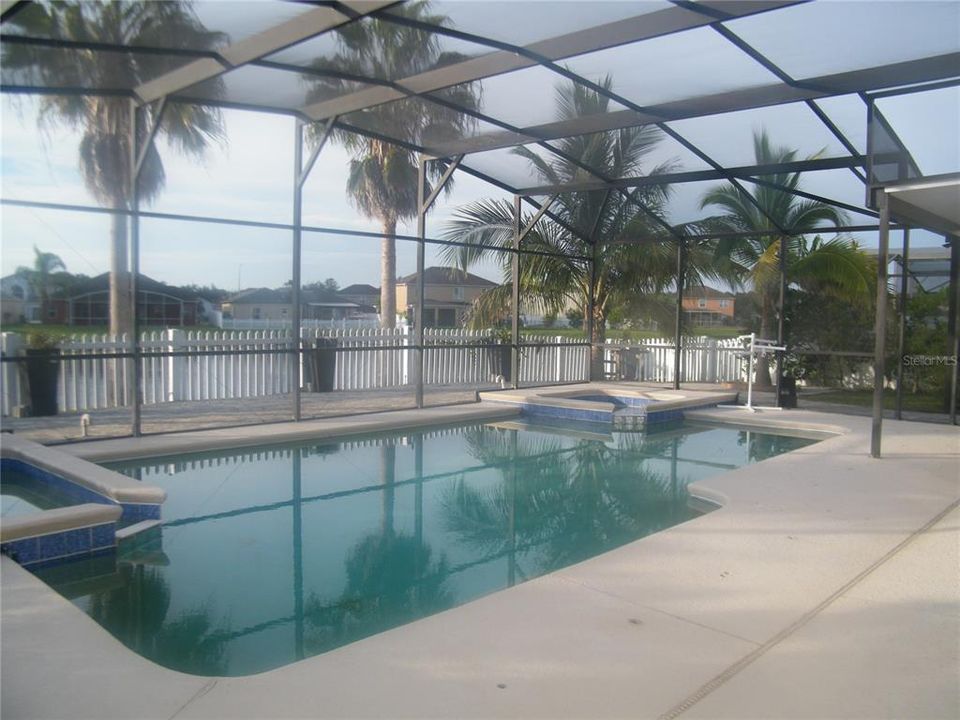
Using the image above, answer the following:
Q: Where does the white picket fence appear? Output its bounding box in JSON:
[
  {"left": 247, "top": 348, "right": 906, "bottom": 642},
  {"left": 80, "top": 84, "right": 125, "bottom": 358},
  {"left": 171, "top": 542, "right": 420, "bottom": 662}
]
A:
[
  {"left": 1, "top": 329, "right": 742, "bottom": 416},
  {"left": 617, "top": 337, "right": 745, "bottom": 384}
]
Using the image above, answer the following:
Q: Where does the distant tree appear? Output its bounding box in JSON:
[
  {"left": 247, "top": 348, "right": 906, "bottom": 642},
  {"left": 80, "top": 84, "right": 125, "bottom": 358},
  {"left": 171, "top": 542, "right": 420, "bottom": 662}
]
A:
[
  {"left": 304, "top": 1, "right": 480, "bottom": 328},
  {"left": 180, "top": 284, "right": 231, "bottom": 303},
  {"left": 441, "top": 78, "right": 723, "bottom": 376},
  {"left": 3, "top": 2, "right": 226, "bottom": 337},
  {"left": 16, "top": 246, "right": 65, "bottom": 313},
  {"left": 701, "top": 131, "right": 874, "bottom": 386}
]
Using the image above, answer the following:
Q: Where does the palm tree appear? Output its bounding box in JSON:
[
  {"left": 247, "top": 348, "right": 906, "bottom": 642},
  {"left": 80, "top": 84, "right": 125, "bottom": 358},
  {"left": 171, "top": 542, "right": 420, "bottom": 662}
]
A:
[
  {"left": 305, "top": 1, "right": 480, "bottom": 328},
  {"left": 3, "top": 2, "right": 226, "bottom": 337},
  {"left": 700, "top": 130, "right": 874, "bottom": 386},
  {"left": 440, "top": 78, "right": 721, "bottom": 376},
  {"left": 16, "top": 246, "right": 66, "bottom": 317}
]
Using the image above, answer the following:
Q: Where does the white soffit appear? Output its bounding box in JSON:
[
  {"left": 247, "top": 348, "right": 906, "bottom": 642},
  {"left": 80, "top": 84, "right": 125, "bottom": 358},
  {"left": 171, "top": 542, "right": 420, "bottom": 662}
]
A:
[{"left": 886, "top": 175, "right": 960, "bottom": 237}]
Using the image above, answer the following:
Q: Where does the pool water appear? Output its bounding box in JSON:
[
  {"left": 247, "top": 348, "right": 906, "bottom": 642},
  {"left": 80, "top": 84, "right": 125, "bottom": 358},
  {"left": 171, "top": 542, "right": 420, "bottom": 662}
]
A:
[
  {"left": 1, "top": 470, "right": 84, "bottom": 519},
  {"left": 34, "top": 421, "right": 816, "bottom": 676}
]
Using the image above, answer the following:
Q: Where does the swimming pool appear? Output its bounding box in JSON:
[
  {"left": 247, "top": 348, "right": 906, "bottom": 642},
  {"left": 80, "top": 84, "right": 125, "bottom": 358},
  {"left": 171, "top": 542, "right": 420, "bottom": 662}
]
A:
[
  {"left": 34, "top": 420, "right": 816, "bottom": 676},
  {"left": 1, "top": 468, "right": 84, "bottom": 519}
]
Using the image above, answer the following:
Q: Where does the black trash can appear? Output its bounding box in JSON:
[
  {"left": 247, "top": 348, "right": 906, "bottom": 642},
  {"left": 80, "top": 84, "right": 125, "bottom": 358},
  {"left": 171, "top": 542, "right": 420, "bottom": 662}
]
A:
[
  {"left": 24, "top": 349, "right": 60, "bottom": 416},
  {"left": 778, "top": 375, "right": 797, "bottom": 409},
  {"left": 308, "top": 338, "right": 338, "bottom": 392},
  {"left": 620, "top": 347, "right": 638, "bottom": 381},
  {"left": 486, "top": 344, "right": 512, "bottom": 382}
]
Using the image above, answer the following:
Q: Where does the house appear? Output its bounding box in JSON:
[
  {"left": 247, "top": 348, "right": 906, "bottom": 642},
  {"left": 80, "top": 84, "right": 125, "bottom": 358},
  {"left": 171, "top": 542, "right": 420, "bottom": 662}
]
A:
[
  {"left": 395, "top": 266, "right": 498, "bottom": 328},
  {"left": 682, "top": 285, "right": 736, "bottom": 327},
  {"left": 222, "top": 287, "right": 375, "bottom": 322},
  {"left": 62, "top": 273, "right": 208, "bottom": 327},
  {"left": 340, "top": 283, "right": 380, "bottom": 309},
  {"left": 0, "top": 273, "right": 39, "bottom": 324}
]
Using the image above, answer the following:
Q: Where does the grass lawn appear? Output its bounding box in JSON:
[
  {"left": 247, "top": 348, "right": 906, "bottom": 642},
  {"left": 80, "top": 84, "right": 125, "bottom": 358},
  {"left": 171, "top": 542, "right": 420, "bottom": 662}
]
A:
[
  {"left": 0, "top": 324, "right": 224, "bottom": 339},
  {"left": 523, "top": 326, "right": 744, "bottom": 340},
  {"left": 802, "top": 388, "right": 948, "bottom": 414},
  {"left": 0, "top": 324, "right": 111, "bottom": 339}
]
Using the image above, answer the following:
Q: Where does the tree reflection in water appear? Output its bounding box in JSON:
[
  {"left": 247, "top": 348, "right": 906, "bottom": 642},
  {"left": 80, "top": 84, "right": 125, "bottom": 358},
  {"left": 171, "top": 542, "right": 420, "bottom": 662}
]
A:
[
  {"left": 87, "top": 563, "right": 228, "bottom": 676},
  {"left": 303, "top": 441, "right": 453, "bottom": 656},
  {"left": 441, "top": 427, "right": 695, "bottom": 585}
]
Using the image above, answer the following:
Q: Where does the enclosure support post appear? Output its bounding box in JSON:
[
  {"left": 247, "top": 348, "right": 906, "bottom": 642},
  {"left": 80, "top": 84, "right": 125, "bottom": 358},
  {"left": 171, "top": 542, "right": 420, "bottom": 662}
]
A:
[
  {"left": 129, "top": 98, "right": 167, "bottom": 437},
  {"left": 587, "top": 241, "right": 598, "bottom": 382},
  {"left": 292, "top": 117, "right": 336, "bottom": 418},
  {"left": 292, "top": 120, "right": 304, "bottom": 421},
  {"left": 775, "top": 235, "right": 788, "bottom": 407},
  {"left": 895, "top": 228, "right": 910, "bottom": 420},
  {"left": 511, "top": 195, "right": 521, "bottom": 389},
  {"left": 947, "top": 235, "right": 958, "bottom": 425},
  {"left": 673, "top": 240, "right": 685, "bottom": 390},
  {"left": 413, "top": 155, "right": 461, "bottom": 407},
  {"left": 415, "top": 158, "right": 427, "bottom": 408},
  {"left": 129, "top": 101, "right": 142, "bottom": 436},
  {"left": 871, "top": 192, "right": 890, "bottom": 458}
]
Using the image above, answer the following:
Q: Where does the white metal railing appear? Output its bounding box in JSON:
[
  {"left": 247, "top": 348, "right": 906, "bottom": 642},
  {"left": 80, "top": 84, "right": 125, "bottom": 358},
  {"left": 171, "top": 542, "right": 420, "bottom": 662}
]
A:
[{"left": 1, "top": 329, "right": 746, "bottom": 416}]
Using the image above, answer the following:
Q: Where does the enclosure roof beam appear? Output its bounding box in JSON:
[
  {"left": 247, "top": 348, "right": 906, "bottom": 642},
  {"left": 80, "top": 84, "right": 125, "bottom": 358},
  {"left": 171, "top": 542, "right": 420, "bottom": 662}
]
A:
[
  {"left": 424, "top": 52, "right": 960, "bottom": 157},
  {"left": 514, "top": 156, "right": 863, "bottom": 195},
  {"left": 297, "top": 116, "right": 337, "bottom": 189},
  {"left": 134, "top": 1, "right": 395, "bottom": 104},
  {"left": 132, "top": 97, "right": 168, "bottom": 185},
  {"left": 518, "top": 194, "right": 558, "bottom": 244},
  {"left": 421, "top": 155, "right": 464, "bottom": 214},
  {"left": 0, "top": 0, "right": 28, "bottom": 24},
  {"left": 300, "top": 1, "right": 794, "bottom": 121}
]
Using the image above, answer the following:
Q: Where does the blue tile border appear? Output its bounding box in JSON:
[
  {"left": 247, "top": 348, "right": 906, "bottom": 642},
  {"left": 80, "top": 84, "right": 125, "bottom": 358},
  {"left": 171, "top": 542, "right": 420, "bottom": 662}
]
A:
[
  {"left": 0, "top": 457, "right": 150, "bottom": 568},
  {"left": 506, "top": 395, "right": 732, "bottom": 431},
  {"left": 2, "top": 457, "right": 162, "bottom": 524},
  {"left": 2, "top": 458, "right": 113, "bottom": 507},
  {"left": 120, "top": 503, "right": 161, "bottom": 523},
  {"left": 1, "top": 520, "right": 116, "bottom": 568}
]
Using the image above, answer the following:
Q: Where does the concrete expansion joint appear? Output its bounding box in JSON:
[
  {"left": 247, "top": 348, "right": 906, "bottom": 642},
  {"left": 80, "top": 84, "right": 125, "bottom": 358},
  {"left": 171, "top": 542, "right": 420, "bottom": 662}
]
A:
[
  {"left": 553, "top": 571, "right": 762, "bottom": 648},
  {"left": 169, "top": 679, "right": 219, "bottom": 719},
  {"left": 656, "top": 496, "right": 960, "bottom": 720}
]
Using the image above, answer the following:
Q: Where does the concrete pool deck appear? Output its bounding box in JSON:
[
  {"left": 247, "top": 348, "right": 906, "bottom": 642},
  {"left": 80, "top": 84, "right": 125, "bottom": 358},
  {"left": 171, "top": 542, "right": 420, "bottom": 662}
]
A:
[{"left": 2, "top": 403, "right": 958, "bottom": 719}]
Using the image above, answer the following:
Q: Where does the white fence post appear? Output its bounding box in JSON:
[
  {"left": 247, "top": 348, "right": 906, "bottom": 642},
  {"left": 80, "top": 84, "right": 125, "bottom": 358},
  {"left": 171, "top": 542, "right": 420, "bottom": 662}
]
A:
[
  {"left": 1, "top": 332, "right": 24, "bottom": 416},
  {"left": 1, "top": 328, "right": 754, "bottom": 417},
  {"left": 166, "top": 328, "right": 186, "bottom": 402}
]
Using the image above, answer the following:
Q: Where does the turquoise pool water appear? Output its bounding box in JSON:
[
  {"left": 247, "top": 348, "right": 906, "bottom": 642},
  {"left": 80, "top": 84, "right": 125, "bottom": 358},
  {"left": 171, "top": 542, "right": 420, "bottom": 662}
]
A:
[
  {"left": 1, "top": 469, "right": 84, "bottom": 519},
  {"left": 34, "top": 420, "right": 815, "bottom": 676}
]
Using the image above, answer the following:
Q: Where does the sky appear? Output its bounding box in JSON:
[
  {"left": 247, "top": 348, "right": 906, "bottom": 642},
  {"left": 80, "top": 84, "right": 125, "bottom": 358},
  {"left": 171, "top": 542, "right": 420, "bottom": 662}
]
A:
[
  {"left": 0, "top": 97, "right": 514, "bottom": 291},
  {"left": 1, "top": 1, "right": 958, "bottom": 294}
]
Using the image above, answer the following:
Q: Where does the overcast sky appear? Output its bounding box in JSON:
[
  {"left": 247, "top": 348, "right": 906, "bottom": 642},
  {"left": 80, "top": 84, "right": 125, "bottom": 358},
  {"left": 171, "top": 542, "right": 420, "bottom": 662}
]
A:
[{"left": 2, "top": 3, "right": 957, "bottom": 292}]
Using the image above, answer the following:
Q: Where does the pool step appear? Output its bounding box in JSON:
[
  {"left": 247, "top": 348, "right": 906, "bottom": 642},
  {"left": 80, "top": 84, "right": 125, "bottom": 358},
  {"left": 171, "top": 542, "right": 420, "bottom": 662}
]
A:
[{"left": 115, "top": 519, "right": 161, "bottom": 541}]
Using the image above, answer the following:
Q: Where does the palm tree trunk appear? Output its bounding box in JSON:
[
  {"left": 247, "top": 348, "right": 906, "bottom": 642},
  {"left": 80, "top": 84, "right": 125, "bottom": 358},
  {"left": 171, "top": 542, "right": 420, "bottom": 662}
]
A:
[
  {"left": 380, "top": 219, "right": 397, "bottom": 329},
  {"left": 109, "top": 210, "right": 132, "bottom": 338},
  {"left": 108, "top": 208, "right": 132, "bottom": 405},
  {"left": 755, "top": 293, "right": 774, "bottom": 388},
  {"left": 590, "top": 306, "right": 607, "bottom": 380}
]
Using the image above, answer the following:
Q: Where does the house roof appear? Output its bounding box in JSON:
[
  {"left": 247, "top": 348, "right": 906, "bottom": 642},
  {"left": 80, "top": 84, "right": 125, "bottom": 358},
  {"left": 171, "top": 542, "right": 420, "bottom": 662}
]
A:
[
  {"left": 397, "top": 267, "right": 497, "bottom": 288},
  {"left": 340, "top": 283, "right": 379, "bottom": 295},
  {"left": 60, "top": 273, "right": 206, "bottom": 302},
  {"left": 684, "top": 285, "right": 735, "bottom": 299},
  {"left": 225, "top": 287, "right": 365, "bottom": 307}
]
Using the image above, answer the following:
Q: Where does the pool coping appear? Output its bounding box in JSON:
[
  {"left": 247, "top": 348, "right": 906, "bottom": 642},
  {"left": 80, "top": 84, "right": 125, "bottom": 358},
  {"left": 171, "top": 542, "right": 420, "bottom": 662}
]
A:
[
  {"left": 2, "top": 400, "right": 959, "bottom": 719},
  {"left": 1, "top": 434, "right": 166, "bottom": 505},
  {"left": 478, "top": 383, "right": 739, "bottom": 425}
]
